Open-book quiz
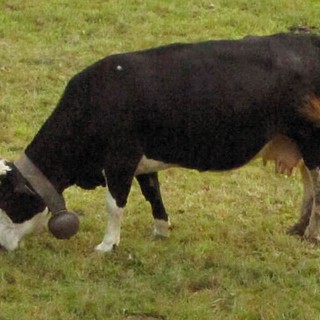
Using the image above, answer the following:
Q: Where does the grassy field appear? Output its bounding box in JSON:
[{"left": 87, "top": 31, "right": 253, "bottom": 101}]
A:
[{"left": 1, "top": 0, "right": 320, "bottom": 319}]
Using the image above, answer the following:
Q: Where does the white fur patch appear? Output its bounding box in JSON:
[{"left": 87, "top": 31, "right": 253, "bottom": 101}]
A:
[
  {"left": 135, "top": 155, "right": 175, "bottom": 175},
  {"left": 0, "top": 160, "right": 11, "bottom": 175},
  {"left": 154, "top": 219, "right": 171, "bottom": 238},
  {"left": 95, "top": 190, "right": 123, "bottom": 252},
  {"left": 0, "top": 209, "right": 19, "bottom": 251},
  {"left": 0, "top": 209, "right": 49, "bottom": 251}
]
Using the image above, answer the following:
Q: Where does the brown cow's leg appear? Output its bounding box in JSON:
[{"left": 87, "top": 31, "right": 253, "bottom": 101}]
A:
[
  {"left": 304, "top": 168, "right": 320, "bottom": 242},
  {"left": 288, "top": 164, "right": 313, "bottom": 236}
]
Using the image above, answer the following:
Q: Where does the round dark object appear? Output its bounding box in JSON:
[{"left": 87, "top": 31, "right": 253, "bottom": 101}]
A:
[{"left": 48, "top": 211, "right": 80, "bottom": 239}]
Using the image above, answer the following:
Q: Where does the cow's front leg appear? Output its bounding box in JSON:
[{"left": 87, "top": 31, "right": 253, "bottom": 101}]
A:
[
  {"left": 136, "top": 172, "right": 171, "bottom": 238},
  {"left": 95, "top": 190, "right": 123, "bottom": 252},
  {"left": 95, "top": 154, "right": 139, "bottom": 252},
  {"left": 304, "top": 167, "right": 320, "bottom": 242},
  {"left": 288, "top": 163, "right": 313, "bottom": 236}
]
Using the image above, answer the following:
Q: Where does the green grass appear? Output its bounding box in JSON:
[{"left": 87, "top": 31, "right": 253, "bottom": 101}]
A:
[{"left": 1, "top": 0, "right": 320, "bottom": 319}]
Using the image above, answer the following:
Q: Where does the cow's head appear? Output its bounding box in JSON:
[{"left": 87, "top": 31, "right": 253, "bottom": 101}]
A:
[
  {"left": 0, "top": 157, "right": 80, "bottom": 251},
  {"left": 0, "top": 159, "right": 46, "bottom": 250},
  {"left": 0, "top": 160, "right": 46, "bottom": 222}
]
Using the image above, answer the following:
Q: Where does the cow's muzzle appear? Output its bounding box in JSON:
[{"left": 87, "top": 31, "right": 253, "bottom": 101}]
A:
[{"left": 14, "top": 154, "right": 79, "bottom": 239}]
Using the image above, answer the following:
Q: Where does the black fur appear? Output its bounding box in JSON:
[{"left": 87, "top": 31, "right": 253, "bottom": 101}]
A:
[{"left": 2, "top": 33, "right": 320, "bottom": 224}]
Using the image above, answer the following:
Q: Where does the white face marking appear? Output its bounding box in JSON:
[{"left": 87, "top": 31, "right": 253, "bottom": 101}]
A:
[
  {"left": 116, "top": 65, "right": 123, "bottom": 71},
  {"left": 0, "top": 209, "right": 20, "bottom": 251},
  {"left": 135, "top": 155, "right": 176, "bottom": 176},
  {"left": 0, "top": 209, "right": 48, "bottom": 251},
  {"left": 95, "top": 190, "right": 123, "bottom": 252},
  {"left": 0, "top": 160, "right": 11, "bottom": 175}
]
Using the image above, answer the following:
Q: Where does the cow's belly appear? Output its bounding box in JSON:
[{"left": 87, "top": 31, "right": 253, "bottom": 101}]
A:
[
  {"left": 136, "top": 141, "right": 261, "bottom": 174},
  {"left": 139, "top": 118, "right": 269, "bottom": 171},
  {"left": 136, "top": 146, "right": 261, "bottom": 175},
  {"left": 138, "top": 135, "right": 302, "bottom": 174},
  {"left": 142, "top": 137, "right": 265, "bottom": 172}
]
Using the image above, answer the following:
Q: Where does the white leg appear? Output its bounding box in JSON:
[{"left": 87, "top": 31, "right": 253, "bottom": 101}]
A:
[
  {"left": 95, "top": 190, "right": 123, "bottom": 252},
  {"left": 0, "top": 210, "right": 49, "bottom": 251},
  {"left": 154, "top": 218, "right": 171, "bottom": 238},
  {"left": 0, "top": 209, "right": 21, "bottom": 251}
]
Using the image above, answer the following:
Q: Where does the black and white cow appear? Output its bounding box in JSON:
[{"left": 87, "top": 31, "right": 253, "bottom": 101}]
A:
[{"left": 1, "top": 32, "right": 320, "bottom": 252}]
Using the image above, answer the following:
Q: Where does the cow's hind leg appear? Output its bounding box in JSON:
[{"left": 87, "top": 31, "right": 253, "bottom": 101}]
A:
[
  {"left": 304, "top": 168, "right": 320, "bottom": 242},
  {"left": 288, "top": 163, "right": 313, "bottom": 236},
  {"left": 136, "top": 172, "right": 171, "bottom": 238}
]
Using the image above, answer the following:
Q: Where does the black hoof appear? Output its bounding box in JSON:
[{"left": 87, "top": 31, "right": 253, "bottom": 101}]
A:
[
  {"left": 287, "top": 223, "right": 306, "bottom": 237},
  {"left": 48, "top": 211, "right": 80, "bottom": 239}
]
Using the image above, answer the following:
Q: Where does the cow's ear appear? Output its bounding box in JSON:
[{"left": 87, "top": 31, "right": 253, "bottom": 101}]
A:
[{"left": 14, "top": 182, "right": 37, "bottom": 196}]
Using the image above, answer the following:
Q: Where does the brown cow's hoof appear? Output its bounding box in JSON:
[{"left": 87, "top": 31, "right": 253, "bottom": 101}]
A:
[{"left": 48, "top": 211, "right": 79, "bottom": 239}]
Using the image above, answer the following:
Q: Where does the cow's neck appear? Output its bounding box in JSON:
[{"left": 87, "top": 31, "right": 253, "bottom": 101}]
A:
[
  {"left": 24, "top": 143, "right": 74, "bottom": 194},
  {"left": 14, "top": 153, "right": 67, "bottom": 213},
  {"left": 22, "top": 71, "right": 103, "bottom": 193}
]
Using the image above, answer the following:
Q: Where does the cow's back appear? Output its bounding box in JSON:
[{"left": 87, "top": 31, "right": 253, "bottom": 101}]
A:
[{"left": 117, "top": 34, "right": 320, "bottom": 170}]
